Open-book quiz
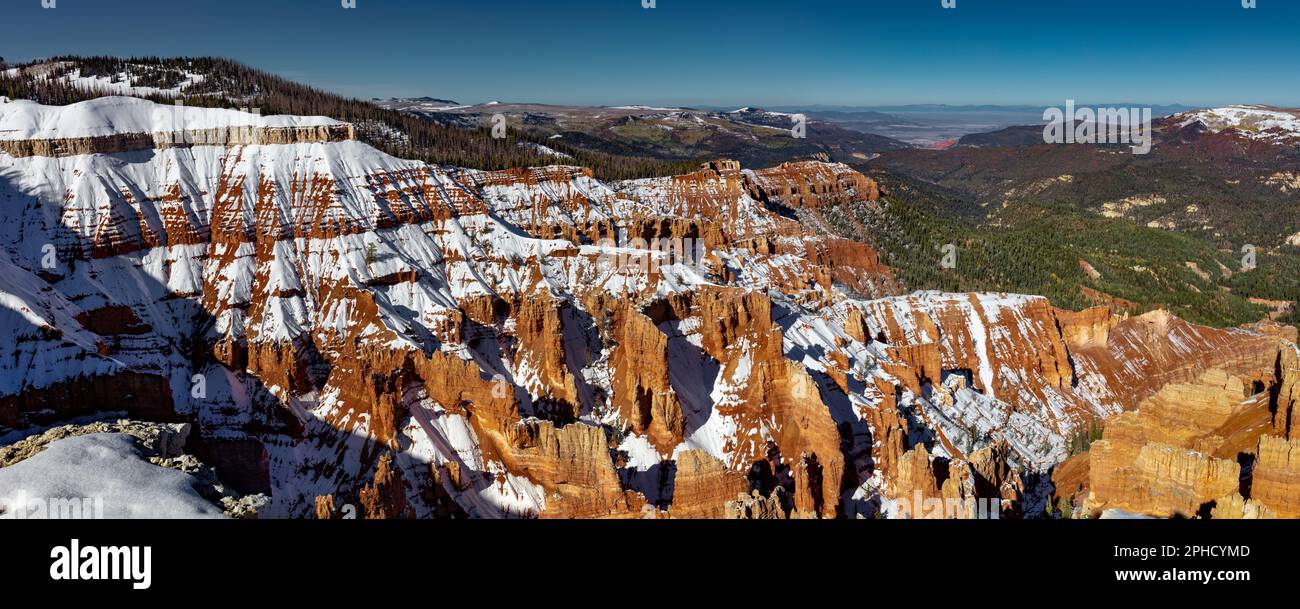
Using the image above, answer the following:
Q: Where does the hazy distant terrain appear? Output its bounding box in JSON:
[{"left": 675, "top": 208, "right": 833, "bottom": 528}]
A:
[
  {"left": 377, "top": 99, "right": 909, "bottom": 167},
  {"left": 769, "top": 104, "right": 1197, "bottom": 147}
]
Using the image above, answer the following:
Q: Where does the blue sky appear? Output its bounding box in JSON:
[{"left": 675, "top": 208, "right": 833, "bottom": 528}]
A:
[{"left": 2, "top": 0, "right": 1298, "bottom": 107}]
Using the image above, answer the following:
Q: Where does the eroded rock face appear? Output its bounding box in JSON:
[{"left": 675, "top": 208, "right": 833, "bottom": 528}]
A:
[
  {"left": 1088, "top": 440, "right": 1240, "bottom": 518},
  {"left": 1053, "top": 306, "right": 1117, "bottom": 349},
  {"left": 852, "top": 292, "right": 1299, "bottom": 519},
  {"left": 1080, "top": 342, "right": 1298, "bottom": 518},
  {"left": 511, "top": 293, "right": 582, "bottom": 421},
  {"left": 359, "top": 453, "right": 416, "bottom": 519},
  {"left": 1210, "top": 493, "right": 1276, "bottom": 519},
  {"left": 1274, "top": 346, "right": 1300, "bottom": 439},
  {"left": 499, "top": 420, "right": 643, "bottom": 519},
  {"left": 861, "top": 293, "right": 1075, "bottom": 414},
  {"left": 894, "top": 445, "right": 941, "bottom": 511},
  {"left": 670, "top": 449, "right": 748, "bottom": 519},
  {"left": 725, "top": 490, "right": 789, "bottom": 519},
  {"left": 610, "top": 307, "right": 683, "bottom": 453},
  {"left": 1070, "top": 310, "right": 1285, "bottom": 414},
  {"left": 748, "top": 161, "right": 881, "bottom": 209},
  {"left": 1251, "top": 435, "right": 1300, "bottom": 518},
  {"left": 2, "top": 97, "right": 1294, "bottom": 520},
  {"left": 0, "top": 125, "right": 356, "bottom": 158}
]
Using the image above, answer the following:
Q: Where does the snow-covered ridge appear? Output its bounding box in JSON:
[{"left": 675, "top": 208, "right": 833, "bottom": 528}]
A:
[
  {"left": 0, "top": 96, "right": 343, "bottom": 141},
  {"left": 1173, "top": 105, "right": 1300, "bottom": 142}
]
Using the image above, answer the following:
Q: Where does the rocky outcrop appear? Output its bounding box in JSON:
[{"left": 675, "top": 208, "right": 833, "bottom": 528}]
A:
[
  {"left": 1101, "top": 369, "right": 1271, "bottom": 459},
  {"left": 1210, "top": 493, "right": 1276, "bottom": 519},
  {"left": 669, "top": 449, "right": 748, "bottom": 519},
  {"left": 314, "top": 495, "right": 340, "bottom": 520},
  {"left": 1052, "top": 453, "right": 1090, "bottom": 508},
  {"left": 964, "top": 442, "right": 1023, "bottom": 504},
  {"left": 1251, "top": 435, "right": 1300, "bottom": 518},
  {"left": 499, "top": 420, "right": 645, "bottom": 519},
  {"left": 73, "top": 305, "right": 152, "bottom": 336},
  {"left": 1087, "top": 440, "right": 1239, "bottom": 518},
  {"left": 744, "top": 359, "right": 844, "bottom": 519},
  {"left": 609, "top": 308, "right": 683, "bottom": 453},
  {"left": 800, "top": 237, "right": 900, "bottom": 297},
  {"left": 1083, "top": 358, "right": 1295, "bottom": 518},
  {"left": 725, "top": 490, "right": 789, "bottom": 519},
  {"left": 612, "top": 160, "right": 899, "bottom": 298},
  {"left": 1070, "top": 310, "right": 1285, "bottom": 414},
  {"left": 1053, "top": 305, "right": 1117, "bottom": 349},
  {"left": 358, "top": 453, "right": 415, "bottom": 519},
  {"left": 0, "top": 124, "right": 355, "bottom": 158},
  {"left": 893, "top": 445, "right": 941, "bottom": 518},
  {"left": 511, "top": 293, "right": 582, "bottom": 421},
  {"left": 1274, "top": 346, "right": 1300, "bottom": 439},
  {"left": 748, "top": 161, "right": 881, "bottom": 209},
  {"left": 867, "top": 399, "right": 908, "bottom": 491},
  {"left": 862, "top": 293, "right": 1075, "bottom": 414}
]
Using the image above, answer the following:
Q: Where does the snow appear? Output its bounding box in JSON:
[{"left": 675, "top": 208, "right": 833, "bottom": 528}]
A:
[
  {"left": 517, "top": 140, "right": 574, "bottom": 160},
  {"left": 61, "top": 68, "right": 206, "bottom": 98},
  {"left": 0, "top": 96, "right": 341, "bottom": 141},
  {"left": 1175, "top": 105, "right": 1300, "bottom": 142},
  {"left": 968, "top": 297, "right": 997, "bottom": 401},
  {"left": 0, "top": 434, "right": 227, "bottom": 519},
  {"left": 0, "top": 254, "right": 122, "bottom": 394},
  {"left": 618, "top": 434, "right": 663, "bottom": 470}
]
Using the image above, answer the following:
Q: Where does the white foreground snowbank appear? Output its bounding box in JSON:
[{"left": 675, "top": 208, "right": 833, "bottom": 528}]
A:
[{"left": 0, "top": 433, "right": 227, "bottom": 519}]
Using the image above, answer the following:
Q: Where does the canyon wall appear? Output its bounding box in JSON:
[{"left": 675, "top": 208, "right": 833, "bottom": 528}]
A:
[{"left": 2, "top": 97, "right": 1295, "bottom": 520}]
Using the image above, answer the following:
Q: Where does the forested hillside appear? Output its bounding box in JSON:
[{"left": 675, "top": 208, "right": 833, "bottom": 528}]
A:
[{"left": 818, "top": 171, "right": 1300, "bottom": 330}]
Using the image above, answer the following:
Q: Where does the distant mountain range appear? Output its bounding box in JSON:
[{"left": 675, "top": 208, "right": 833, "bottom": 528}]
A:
[
  {"left": 756, "top": 103, "right": 1199, "bottom": 115},
  {"left": 375, "top": 99, "right": 910, "bottom": 167},
  {"left": 378, "top": 98, "right": 1201, "bottom": 148}
]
